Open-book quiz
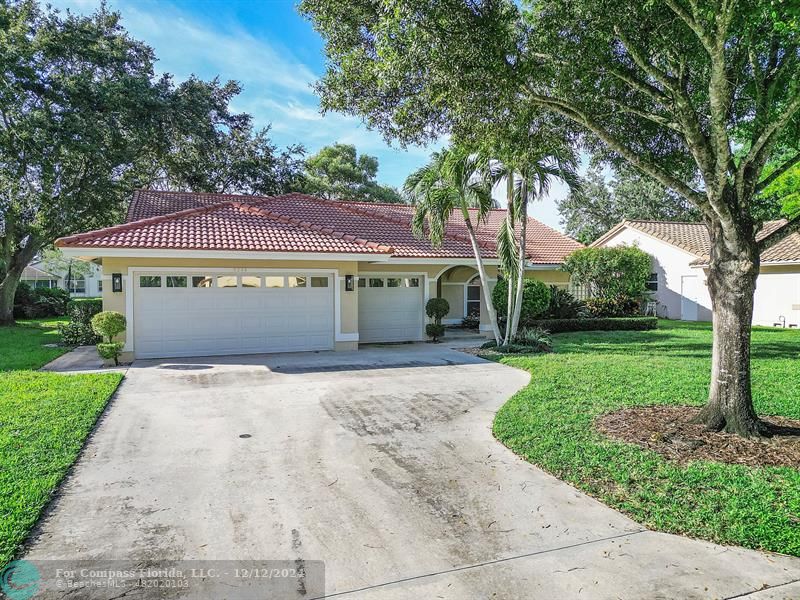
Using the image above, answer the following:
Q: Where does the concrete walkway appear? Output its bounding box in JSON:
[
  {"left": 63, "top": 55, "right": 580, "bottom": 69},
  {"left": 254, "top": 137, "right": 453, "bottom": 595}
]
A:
[
  {"left": 39, "top": 345, "right": 128, "bottom": 374},
  {"left": 23, "top": 343, "right": 800, "bottom": 599}
]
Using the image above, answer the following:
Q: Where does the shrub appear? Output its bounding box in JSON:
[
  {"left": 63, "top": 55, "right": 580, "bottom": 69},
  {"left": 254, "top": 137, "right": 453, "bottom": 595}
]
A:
[
  {"left": 13, "top": 283, "right": 69, "bottom": 318},
  {"left": 461, "top": 314, "right": 480, "bottom": 329},
  {"left": 563, "top": 246, "right": 652, "bottom": 300},
  {"left": 491, "top": 278, "right": 550, "bottom": 322},
  {"left": 513, "top": 327, "right": 553, "bottom": 352},
  {"left": 91, "top": 311, "right": 126, "bottom": 342},
  {"left": 527, "top": 317, "right": 658, "bottom": 333},
  {"left": 542, "top": 286, "right": 588, "bottom": 319},
  {"left": 425, "top": 323, "right": 446, "bottom": 342},
  {"left": 584, "top": 295, "right": 641, "bottom": 317},
  {"left": 425, "top": 297, "right": 450, "bottom": 321},
  {"left": 97, "top": 342, "right": 124, "bottom": 366},
  {"left": 480, "top": 340, "right": 498, "bottom": 349},
  {"left": 495, "top": 343, "right": 550, "bottom": 354},
  {"left": 59, "top": 298, "right": 103, "bottom": 346},
  {"left": 425, "top": 297, "right": 450, "bottom": 341}
]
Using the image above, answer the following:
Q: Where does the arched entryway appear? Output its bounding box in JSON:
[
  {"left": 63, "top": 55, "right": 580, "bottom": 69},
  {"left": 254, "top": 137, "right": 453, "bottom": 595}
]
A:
[{"left": 437, "top": 265, "right": 483, "bottom": 327}]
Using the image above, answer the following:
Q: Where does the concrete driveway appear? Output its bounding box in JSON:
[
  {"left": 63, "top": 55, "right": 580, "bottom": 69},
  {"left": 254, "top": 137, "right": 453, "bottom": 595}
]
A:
[{"left": 24, "top": 343, "right": 800, "bottom": 599}]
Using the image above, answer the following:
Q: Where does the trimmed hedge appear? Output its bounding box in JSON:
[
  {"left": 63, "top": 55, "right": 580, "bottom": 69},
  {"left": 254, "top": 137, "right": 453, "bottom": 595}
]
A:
[{"left": 527, "top": 317, "right": 658, "bottom": 333}]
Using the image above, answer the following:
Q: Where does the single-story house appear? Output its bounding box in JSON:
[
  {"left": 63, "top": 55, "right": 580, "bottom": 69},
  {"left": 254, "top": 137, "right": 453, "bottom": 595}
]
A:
[
  {"left": 21, "top": 260, "right": 103, "bottom": 296},
  {"left": 21, "top": 265, "right": 61, "bottom": 290},
  {"left": 592, "top": 219, "right": 800, "bottom": 327},
  {"left": 56, "top": 190, "right": 583, "bottom": 360}
]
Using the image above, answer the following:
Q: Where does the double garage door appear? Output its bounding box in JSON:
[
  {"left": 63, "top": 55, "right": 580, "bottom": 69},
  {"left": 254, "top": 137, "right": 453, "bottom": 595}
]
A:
[{"left": 133, "top": 271, "right": 335, "bottom": 358}]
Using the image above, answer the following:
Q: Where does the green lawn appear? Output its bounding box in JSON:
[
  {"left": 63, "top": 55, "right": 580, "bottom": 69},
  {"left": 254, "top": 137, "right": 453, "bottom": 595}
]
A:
[
  {"left": 0, "top": 319, "right": 122, "bottom": 566},
  {"left": 493, "top": 320, "right": 800, "bottom": 556}
]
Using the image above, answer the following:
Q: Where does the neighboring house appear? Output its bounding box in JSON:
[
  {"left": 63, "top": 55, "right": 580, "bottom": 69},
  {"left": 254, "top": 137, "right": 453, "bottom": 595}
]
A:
[
  {"left": 21, "top": 265, "right": 60, "bottom": 289},
  {"left": 24, "top": 259, "right": 104, "bottom": 297},
  {"left": 56, "top": 190, "right": 582, "bottom": 360},
  {"left": 592, "top": 220, "right": 800, "bottom": 327}
]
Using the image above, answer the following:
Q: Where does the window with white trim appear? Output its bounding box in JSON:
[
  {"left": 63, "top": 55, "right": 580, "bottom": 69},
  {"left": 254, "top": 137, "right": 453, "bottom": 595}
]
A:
[{"left": 646, "top": 272, "right": 658, "bottom": 291}]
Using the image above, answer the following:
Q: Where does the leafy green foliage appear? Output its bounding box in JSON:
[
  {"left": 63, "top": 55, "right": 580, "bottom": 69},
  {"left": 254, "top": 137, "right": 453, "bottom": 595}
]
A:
[
  {"left": 584, "top": 296, "right": 642, "bottom": 318},
  {"left": 425, "top": 323, "right": 445, "bottom": 342},
  {"left": 527, "top": 317, "right": 657, "bottom": 333},
  {"left": 91, "top": 311, "right": 126, "bottom": 343},
  {"left": 13, "top": 284, "right": 69, "bottom": 319},
  {"left": 425, "top": 298, "right": 450, "bottom": 322},
  {"left": 302, "top": 143, "right": 402, "bottom": 203},
  {"left": 96, "top": 342, "right": 124, "bottom": 365},
  {"left": 542, "top": 286, "right": 587, "bottom": 319},
  {"left": 59, "top": 299, "right": 103, "bottom": 346},
  {"left": 493, "top": 322, "right": 800, "bottom": 556},
  {"left": 559, "top": 166, "right": 700, "bottom": 244},
  {"left": 512, "top": 327, "right": 552, "bottom": 352},
  {"left": 563, "top": 246, "right": 652, "bottom": 301},
  {"left": 492, "top": 278, "right": 549, "bottom": 321}
]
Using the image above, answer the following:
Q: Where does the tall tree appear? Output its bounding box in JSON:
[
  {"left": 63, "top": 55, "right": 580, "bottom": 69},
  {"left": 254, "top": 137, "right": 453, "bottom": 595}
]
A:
[
  {"left": 404, "top": 147, "right": 503, "bottom": 344},
  {"left": 301, "top": 0, "right": 800, "bottom": 437},
  {"left": 560, "top": 165, "right": 700, "bottom": 244},
  {"left": 302, "top": 143, "right": 403, "bottom": 203},
  {"left": 0, "top": 2, "right": 257, "bottom": 324}
]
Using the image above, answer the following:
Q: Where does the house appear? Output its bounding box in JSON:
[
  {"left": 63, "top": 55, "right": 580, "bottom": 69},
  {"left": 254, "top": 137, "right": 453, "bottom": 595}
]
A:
[
  {"left": 22, "top": 259, "right": 104, "bottom": 297},
  {"left": 592, "top": 219, "right": 800, "bottom": 327},
  {"left": 55, "top": 190, "right": 582, "bottom": 360},
  {"left": 21, "top": 265, "right": 61, "bottom": 290}
]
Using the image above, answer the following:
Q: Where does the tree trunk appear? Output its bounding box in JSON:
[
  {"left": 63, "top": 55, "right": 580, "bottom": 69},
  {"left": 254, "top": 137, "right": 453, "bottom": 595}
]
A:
[
  {"left": 461, "top": 210, "right": 502, "bottom": 344},
  {"left": 0, "top": 267, "right": 24, "bottom": 326},
  {"left": 503, "top": 175, "right": 515, "bottom": 346},
  {"left": 509, "top": 183, "right": 528, "bottom": 340},
  {"left": 694, "top": 222, "right": 768, "bottom": 437}
]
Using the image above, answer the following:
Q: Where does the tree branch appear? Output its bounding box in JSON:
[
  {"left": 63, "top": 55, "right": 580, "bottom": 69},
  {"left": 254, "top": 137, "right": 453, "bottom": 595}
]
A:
[
  {"left": 663, "top": 0, "right": 714, "bottom": 55},
  {"left": 755, "top": 152, "right": 800, "bottom": 193},
  {"left": 743, "top": 88, "right": 800, "bottom": 170}
]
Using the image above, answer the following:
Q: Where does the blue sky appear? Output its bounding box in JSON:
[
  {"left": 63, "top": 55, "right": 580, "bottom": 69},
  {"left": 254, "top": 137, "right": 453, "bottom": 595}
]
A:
[{"left": 55, "top": 0, "right": 570, "bottom": 230}]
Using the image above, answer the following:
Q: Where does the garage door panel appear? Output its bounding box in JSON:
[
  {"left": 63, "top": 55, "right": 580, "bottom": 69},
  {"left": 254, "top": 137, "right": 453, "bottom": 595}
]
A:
[
  {"left": 358, "top": 276, "right": 424, "bottom": 343},
  {"left": 133, "top": 271, "right": 334, "bottom": 358}
]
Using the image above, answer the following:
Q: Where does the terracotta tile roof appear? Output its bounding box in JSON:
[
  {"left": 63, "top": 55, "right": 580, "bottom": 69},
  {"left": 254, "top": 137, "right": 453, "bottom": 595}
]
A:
[
  {"left": 58, "top": 190, "right": 583, "bottom": 262},
  {"left": 594, "top": 219, "right": 800, "bottom": 264},
  {"left": 57, "top": 202, "right": 394, "bottom": 254}
]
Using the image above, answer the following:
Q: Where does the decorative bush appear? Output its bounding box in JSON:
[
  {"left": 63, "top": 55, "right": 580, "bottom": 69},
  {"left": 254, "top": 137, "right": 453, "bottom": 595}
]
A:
[
  {"left": 91, "top": 311, "right": 126, "bottom": 341},
  {"left": 425, "top": 323, "right": 446, "bottom": 342},
  {"left": 491, "top": 278, "right": 550, "bottom": 322},
  {"left": 461, "top": 314, "right": 479, "bottom": 329},
  {"left": 425, "top": 297, "right": 450, "bottom": 322},
  {"left": 513, "top": 327, "right": 553, "bottom": 352},
  {"left": 584, "top": 295, "right": 641, "bottom": 317},
  {"left": 13, "top": 283, "right": 69, "bottom": 318},
  {"left": 58, "top": 298, "right": 103, "bottom": 346},
  {"left": 96, "top": 342, "right": 124, "bottom": 366},
  {"left": 562, "top": 246, "right": 652, "bottom": 300},
  {"left": 527, "top": 317, "right": 658, "bottom": 333},
  {"left": 542, "top": 286, "right": 588, "bottom": 319},
  {"left": 91, "top": 311, "right": 126, "bottom": 365},
  {"left": 425, "top": 297, "right": 450, "bottom": 342}
]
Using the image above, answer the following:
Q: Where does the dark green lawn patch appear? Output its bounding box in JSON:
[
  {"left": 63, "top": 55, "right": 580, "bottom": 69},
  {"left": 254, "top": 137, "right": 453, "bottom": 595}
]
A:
[
  {"left": 0, "top": 318, "right": 68, "bottom": 371},
  {"left": 0, "top": 319, "right": 122, "bottom": 566},
  {"left": 493, "top": 320, "right": 800, "bottom": 556}
]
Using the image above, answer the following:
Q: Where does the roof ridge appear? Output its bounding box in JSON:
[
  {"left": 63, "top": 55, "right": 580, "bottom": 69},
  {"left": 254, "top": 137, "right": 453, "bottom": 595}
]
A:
[
  {"left": 56, "top": 202, "right": 236, "bottom": 247},
  {"left": 231, "top": 202, "right": 395, "bottom": 254}
]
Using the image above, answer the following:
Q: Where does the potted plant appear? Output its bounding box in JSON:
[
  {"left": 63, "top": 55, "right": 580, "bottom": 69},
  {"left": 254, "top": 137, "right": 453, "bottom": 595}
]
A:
[{"left": 425, "top": 297, "right": 450, "bottom": 342}]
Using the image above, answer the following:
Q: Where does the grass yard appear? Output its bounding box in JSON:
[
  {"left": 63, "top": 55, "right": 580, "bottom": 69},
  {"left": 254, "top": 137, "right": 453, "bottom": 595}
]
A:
[
  {"left": 493, "top": 320, "right": 800, "bottom": 557},
  {"left": 0, "top": 319, "right": 122, "bottom": 566}
]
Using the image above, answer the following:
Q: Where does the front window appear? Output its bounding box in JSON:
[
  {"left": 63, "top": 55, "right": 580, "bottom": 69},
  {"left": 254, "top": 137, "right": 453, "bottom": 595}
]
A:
[
  {"left": 466, "top": 284, "right": 481, "bottom": 317},
  {"left": 69, "top": 276, "right": 87, "bottom": 294},
  {"left": 646, "top": 272, "right": 658, "bottom": 291}
]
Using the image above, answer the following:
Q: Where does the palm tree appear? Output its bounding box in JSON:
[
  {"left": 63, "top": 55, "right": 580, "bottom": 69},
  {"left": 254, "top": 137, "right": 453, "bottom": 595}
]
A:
[
  {"left": 492, "top": 152, "right": 578, "bottom": 344},
  {"left": 404, "top": 147, "right": 503, "bottom": 344}
]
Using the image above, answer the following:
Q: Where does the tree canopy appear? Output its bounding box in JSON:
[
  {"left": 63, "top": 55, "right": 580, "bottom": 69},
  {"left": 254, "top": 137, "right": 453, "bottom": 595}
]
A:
[
  {"left": 302, "top": 143, "right": 403, "bottom": 203},
  {"left": 559, "top": 165, "right": 701, "bottom": 244}
]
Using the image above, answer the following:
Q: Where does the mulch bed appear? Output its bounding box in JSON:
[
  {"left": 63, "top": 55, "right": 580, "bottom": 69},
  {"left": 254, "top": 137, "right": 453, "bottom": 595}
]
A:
[{"left": 596, "top": 406, "right": 800, "bottom": 469}]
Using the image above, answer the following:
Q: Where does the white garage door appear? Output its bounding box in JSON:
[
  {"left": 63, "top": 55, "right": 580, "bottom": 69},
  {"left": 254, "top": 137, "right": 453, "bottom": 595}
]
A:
[
  {"left": 133, "top": 272, "right": 334, "bottom": 358},
  {"left": 358, "top": 275, "right": 424, "bottom": 343}
]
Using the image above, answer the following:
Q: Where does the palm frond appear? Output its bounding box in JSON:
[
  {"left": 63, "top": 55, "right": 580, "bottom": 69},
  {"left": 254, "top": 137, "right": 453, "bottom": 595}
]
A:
[{"left": 496, "top": 217, "right": 519, "bottom": 278}]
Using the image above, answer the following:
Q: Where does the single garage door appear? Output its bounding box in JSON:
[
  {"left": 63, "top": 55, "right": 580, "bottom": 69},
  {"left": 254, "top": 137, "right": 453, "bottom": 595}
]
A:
[
  {"left": 358, "top": 275, "right": 424, "bottom": 343},
  {"left": 133, "top": 272, "right": 334, "bottom": 358}
]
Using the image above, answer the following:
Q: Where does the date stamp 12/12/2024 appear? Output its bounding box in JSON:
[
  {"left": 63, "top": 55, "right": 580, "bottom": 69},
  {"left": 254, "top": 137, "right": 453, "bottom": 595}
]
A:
[{"left": 0, "top": 559, "right": 324, "bottom": 599}]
